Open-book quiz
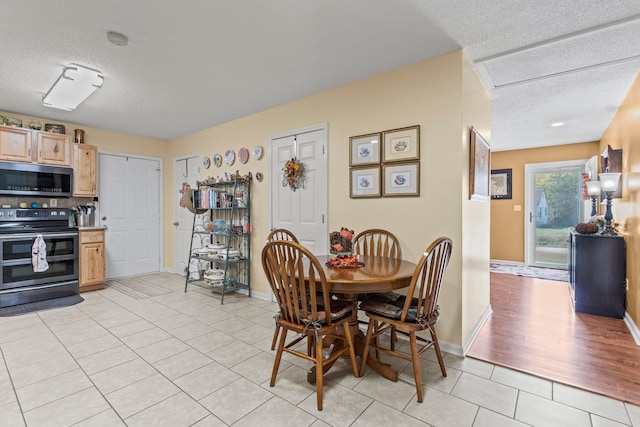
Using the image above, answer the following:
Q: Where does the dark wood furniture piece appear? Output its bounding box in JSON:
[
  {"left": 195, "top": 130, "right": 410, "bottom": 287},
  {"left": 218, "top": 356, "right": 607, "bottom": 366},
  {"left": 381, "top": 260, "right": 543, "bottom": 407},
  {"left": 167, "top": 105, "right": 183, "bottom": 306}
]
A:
[
  {"left": 568, "top": 228, "right": 626, "bottom": 318},
  {"left": 261, "top": 240, "right": 359, "bottom": 411},
  {"left": 310, "top": 254, "right": 416, "bottom": 381},
  {"left": 359, "top": 237, "right": 453, "bottom": 403},
  {"left": 265, "top": 228, "right": 299, "bottom": 350},
  {"left": 352, "top": 228, "right": 402, "bottom": 260}
]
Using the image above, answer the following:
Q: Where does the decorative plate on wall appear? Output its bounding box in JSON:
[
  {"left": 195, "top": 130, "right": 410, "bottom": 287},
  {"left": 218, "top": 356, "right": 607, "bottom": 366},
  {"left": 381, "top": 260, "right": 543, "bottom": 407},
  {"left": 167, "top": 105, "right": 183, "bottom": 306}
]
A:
[
  {"left": 252, "top": 145, "right": 263, "bottom": 160},
  {"left": 213, "top": 154, "right": 222, "bottom": 167},
  {"left": 225, "top": 149, "right": 235, "bottom": 166},
  {"left": 202, "top": 156, "right": 211, "bottom": 169},
  {"left": 238, "top": 147, "right": 249, "bottom": 164}
]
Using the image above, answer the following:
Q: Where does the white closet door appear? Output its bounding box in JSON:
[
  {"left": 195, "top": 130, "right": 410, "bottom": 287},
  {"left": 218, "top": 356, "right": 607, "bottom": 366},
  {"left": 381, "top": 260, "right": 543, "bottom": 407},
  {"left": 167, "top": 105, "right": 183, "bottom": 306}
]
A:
[{"left": 99, "top": 153, "right": 162, "bottom": 278}]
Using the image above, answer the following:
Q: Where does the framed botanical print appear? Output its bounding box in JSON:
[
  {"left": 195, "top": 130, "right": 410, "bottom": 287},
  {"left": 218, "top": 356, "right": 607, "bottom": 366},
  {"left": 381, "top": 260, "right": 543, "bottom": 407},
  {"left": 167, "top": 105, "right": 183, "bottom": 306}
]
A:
[
  {"left": 469, "top": 127, "right": 490, "bottom": 201},
  {"left": 382, "top": 125, "right": 420, "bottom": 163},
  {"left": 350, "top": 166, "right": 381, "bottom": 198},
  {"left": 382, "top": 162, "right": 419, "bottom": 197},
  {"left": 350, "top": 133, "right": 381, "bottom": 166}
]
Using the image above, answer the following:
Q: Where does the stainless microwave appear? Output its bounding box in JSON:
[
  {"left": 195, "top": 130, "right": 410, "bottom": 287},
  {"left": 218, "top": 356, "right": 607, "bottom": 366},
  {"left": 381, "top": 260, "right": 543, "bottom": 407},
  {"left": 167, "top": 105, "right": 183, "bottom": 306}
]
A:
[{"left": 0, "top": 161, "right": 73, "bottom": 198}]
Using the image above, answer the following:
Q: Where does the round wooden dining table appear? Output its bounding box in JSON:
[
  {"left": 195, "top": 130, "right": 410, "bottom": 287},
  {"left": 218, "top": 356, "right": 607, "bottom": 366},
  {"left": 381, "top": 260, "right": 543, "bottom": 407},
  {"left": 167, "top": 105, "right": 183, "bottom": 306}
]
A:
[{"left": 307, "top": 255, "right": 417, "bottom": 382}]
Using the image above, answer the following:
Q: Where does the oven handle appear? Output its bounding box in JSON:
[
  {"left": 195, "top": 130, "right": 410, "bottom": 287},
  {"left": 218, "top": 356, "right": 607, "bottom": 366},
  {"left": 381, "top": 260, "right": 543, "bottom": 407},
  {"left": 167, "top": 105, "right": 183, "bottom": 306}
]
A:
[{"left": 0, "top": 231, "right": 78, "bottom": 241}]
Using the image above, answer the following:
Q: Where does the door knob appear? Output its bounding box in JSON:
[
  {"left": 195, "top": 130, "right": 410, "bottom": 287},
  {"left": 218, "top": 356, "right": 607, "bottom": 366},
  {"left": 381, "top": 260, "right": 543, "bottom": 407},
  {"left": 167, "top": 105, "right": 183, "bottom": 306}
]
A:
[
  {"left": 173, "top": 222, "right": 179, "bottom": 226},
  {"left": 101, "top": 216, "right": 107, "bottom": 221}
]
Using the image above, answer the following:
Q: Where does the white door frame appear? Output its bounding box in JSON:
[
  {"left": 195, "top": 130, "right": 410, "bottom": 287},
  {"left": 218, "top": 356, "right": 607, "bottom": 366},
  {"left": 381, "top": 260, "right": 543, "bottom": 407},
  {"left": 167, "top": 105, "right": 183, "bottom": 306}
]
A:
[
  {"left": 98, "top": 150, "right": 164, "bottom": 278},
  {"left": 524, "top": 159, "right": 586, "bottom": 267},
  {"left": 268, "top": 122, "right": 329, "bottom": 244},
  {"left": 173, "top": 153, "right": 201, "bottom": 275}
]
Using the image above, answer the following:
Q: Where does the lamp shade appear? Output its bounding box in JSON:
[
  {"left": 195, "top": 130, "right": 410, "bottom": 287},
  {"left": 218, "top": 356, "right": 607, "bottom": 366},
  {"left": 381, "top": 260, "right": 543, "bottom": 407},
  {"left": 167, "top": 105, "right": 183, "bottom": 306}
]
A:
[
  {"left": 585, "top": 181, "right": 601, "bottom": 196},
  {"left": 599, "top": 173, "right": 621, "bottom": 192},
  {"left": 42, "top": 64, "right": 103, "bottom": 111}
]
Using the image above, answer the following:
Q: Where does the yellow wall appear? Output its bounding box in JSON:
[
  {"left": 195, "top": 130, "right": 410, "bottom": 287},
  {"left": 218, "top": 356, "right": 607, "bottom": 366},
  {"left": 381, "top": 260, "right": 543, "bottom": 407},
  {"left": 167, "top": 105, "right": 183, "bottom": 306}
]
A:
[
  {"left": 600, "top": 72, "right": 640, "bottom": 328},
  {"left": 461, "top": 53, "right": 492, "bottom": 346},
  {"left": 166, "top": 49, "right": 492, "bottom": 349},
  {"left": 490, "top": 142, "right": 599, "bottom": 262}
]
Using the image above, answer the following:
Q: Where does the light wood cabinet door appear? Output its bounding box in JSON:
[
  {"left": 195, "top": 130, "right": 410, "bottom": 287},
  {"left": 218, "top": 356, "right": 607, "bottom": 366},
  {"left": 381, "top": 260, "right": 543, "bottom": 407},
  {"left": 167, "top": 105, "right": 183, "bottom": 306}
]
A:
[
  {"left": 73, "top": 144, "right": 97, "bottom": 196},
  {"left": 0, "top": 126, "right": 32, "bottom": 162},
  {"left": 79, "top": 229, "right": 105, "bottom": 291},
  {"left": 36, "top": 132, "right": 71, "bottom": 166}
]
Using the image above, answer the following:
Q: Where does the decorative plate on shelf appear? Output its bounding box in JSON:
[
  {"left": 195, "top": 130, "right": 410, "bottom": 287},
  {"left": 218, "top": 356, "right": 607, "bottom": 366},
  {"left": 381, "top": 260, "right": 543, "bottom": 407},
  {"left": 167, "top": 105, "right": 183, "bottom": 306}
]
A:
[
  {"left": 238, "top": 147, "right": 249, "bottom": 164},
  {"left": 225, "top": 149, "right": 235, "bottom": 166},
  {"left": 252, "top": 145, "right": 263, "bottom": 160},
  {"left": 213, "top": 154, "right": 222, "bottom": 168},
  {"left": 202, "top": 156, "right": 211, "bottom": 169}
]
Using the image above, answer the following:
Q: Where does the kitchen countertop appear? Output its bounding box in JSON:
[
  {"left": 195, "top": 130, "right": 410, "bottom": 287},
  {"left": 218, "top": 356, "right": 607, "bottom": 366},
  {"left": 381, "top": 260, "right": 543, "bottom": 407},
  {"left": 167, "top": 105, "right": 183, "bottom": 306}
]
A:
[{"left": 75, "top": 226, "right": 107, "bottom": 231}]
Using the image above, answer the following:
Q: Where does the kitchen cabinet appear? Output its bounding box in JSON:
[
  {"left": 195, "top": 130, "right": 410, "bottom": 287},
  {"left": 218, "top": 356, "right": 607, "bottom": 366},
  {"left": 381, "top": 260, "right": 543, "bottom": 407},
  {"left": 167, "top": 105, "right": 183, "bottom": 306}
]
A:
[
  {"left": 568, "top": 228, "right": 626, "bottom": 318},
  {"left": 0, "top": 125, "right": 32, "bottom": 162},
  {"left": 79, "top": 229, "right": 105, "bottom": 292},
  {"left": 36, "top": 131, "right": 71, "bottom": 166},
  {"left": 184, "top": 175, "right": 251, "bottom": 303},
  {"left": 73, "top": 144, "right": 98, "bottom": 196}
]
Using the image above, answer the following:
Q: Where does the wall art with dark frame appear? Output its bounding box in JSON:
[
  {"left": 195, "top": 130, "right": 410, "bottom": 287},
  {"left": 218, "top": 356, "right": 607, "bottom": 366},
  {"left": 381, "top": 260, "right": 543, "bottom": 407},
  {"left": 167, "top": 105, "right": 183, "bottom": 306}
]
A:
[{"left": 491, "top": 168, "right": 512, "bottom": 199}]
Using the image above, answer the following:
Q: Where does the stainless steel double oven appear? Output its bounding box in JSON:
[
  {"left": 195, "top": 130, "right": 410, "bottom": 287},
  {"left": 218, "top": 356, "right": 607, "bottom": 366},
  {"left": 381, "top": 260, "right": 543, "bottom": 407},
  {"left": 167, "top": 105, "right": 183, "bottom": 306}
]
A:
[{"left": 0, "top": 208, "right": 79, "bottom": 308}]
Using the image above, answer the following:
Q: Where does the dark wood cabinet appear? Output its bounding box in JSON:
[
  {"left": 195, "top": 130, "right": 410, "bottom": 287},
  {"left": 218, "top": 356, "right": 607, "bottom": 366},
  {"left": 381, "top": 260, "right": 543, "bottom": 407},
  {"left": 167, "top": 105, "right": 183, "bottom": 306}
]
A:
[{"left": 568, "top": 228, "right": 626, "bottom": 318}]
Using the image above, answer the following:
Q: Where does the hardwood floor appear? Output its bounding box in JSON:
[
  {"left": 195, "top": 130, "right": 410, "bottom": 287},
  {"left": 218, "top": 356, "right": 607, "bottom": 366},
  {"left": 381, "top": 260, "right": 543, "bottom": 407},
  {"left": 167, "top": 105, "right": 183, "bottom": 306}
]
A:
[{"left": 467, "top": 272, "right": 640, "bottom": 406}]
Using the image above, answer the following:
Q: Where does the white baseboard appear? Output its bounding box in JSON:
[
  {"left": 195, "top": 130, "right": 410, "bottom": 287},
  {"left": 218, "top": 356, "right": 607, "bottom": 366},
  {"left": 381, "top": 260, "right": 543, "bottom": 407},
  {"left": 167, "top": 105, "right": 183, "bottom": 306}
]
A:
[
  {"left": 624, "top": 312, "right": 640, "bottom": 346},
  {"left": 462, "top": 304, "right": 493, "bottom": 356}
]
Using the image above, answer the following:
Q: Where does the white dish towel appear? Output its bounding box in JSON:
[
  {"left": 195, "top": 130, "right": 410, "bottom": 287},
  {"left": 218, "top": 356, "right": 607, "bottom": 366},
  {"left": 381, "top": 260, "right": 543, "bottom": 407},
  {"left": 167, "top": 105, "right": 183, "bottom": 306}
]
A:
[{"left": 32, "top": 234, "right": 49, "bottom": 272}]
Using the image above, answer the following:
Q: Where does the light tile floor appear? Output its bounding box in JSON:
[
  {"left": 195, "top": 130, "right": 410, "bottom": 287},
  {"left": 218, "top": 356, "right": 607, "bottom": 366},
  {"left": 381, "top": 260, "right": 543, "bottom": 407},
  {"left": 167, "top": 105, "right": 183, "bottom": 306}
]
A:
[{"left": 1, "top": 272, "right": 639, "bottom": 427}]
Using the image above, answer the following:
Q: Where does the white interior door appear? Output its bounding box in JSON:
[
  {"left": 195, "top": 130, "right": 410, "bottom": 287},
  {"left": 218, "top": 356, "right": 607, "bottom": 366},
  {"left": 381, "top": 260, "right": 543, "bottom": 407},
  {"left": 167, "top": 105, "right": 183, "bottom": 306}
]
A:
[
  {"left": 270, "top": 125, "right": 328, "bottom": 255},
  {"left": 173, "top": 155, "right": 201, "bottom": 275},
  {"left": 99, "top": 153, "right": 162, "bottom": 278}
]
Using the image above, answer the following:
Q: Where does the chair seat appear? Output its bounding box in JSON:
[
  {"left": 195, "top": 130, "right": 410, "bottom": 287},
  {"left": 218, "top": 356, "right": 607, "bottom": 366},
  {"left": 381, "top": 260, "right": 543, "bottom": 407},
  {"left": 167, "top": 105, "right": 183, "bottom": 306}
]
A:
[
  {"left": 359, "top": 296, "right": 438, "bottom": 324},
  {"left": 302, "top": 300, "right": 352, "bottom": 324}
]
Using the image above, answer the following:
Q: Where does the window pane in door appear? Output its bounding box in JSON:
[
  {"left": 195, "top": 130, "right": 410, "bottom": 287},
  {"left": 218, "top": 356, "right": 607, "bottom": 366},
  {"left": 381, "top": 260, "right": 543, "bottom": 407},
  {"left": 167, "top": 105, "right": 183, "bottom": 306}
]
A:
[{"left": 533, "top": 169, "right": 581, "bottom": 268}]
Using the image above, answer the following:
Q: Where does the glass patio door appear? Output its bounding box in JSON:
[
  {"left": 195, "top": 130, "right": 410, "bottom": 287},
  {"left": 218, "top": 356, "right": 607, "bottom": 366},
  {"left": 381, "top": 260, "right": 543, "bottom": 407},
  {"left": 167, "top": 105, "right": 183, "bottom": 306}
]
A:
[{"left": 524, "top": 160, "right": 587, "bottom": 269}]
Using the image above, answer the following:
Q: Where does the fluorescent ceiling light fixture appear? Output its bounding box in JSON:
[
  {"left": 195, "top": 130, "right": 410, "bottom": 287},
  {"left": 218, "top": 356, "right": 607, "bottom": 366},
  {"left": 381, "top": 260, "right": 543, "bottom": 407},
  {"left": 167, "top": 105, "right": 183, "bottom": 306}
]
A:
[
  {"left": 551, "top": 122, "right": 565, "bottom": 127},
  {"left": 42, "top": 64, "right": 104, "bottom": 111}
]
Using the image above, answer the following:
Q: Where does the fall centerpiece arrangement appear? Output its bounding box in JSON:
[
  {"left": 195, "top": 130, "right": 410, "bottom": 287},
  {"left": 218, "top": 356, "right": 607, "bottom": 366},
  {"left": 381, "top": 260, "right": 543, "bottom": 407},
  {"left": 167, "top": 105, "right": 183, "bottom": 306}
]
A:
[
  {"left": 282, "top": 158, "right": 305, "bottom": 191},
  {"left": 327, "top": 227, "right": 363, "bottom": 268}
]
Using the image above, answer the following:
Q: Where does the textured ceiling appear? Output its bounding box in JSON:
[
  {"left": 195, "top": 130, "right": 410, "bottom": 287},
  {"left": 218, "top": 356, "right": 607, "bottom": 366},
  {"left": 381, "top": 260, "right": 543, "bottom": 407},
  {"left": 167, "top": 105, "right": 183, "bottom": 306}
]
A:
[{"left": 0, "top": 1, "right": 639, "bottom": 151}]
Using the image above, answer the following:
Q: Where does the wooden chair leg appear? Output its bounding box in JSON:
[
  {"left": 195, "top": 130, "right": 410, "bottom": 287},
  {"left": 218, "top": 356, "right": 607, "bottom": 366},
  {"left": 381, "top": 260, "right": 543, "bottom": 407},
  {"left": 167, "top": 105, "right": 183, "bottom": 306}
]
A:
[
  {"left": 270, "top": 328, "right": 286, "bottom": 387},
  {"left": 270, "top": 325, "right": 280, "bottom": 350},
  {"left": 342, "top": 321, "right": 359, "bottom": 377},
  {"left": 373, "top": 320, "right": 381, "bottom": 360},
  {"left": 359, "top": 319, "right": 375, "bottom": 376},
  {"left": 409, "top": 331, "right": 423, "bottom": 403},
  {"left": 315, "top": 336, "right": 324, "bottom": 411},
  {"left": 430, "top": 327, "right": 447, "bottom": 377}
]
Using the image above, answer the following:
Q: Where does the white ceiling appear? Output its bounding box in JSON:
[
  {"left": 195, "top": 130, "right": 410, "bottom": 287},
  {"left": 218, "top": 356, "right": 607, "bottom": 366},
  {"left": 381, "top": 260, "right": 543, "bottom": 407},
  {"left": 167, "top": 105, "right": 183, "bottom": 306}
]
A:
[{"left": 1, "top": 1, "right": 639, "bottom": 151}]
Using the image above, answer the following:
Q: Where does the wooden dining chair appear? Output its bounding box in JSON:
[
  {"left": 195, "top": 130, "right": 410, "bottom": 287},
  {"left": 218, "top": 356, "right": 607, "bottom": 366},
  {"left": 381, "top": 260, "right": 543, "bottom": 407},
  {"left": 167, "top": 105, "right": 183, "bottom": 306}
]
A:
[
  {"left": 358, "top": 236, "right": 453, "bottom": 403},
  {"left": 266, "top": 228, "right": 299, "bottom": 350},
  {"left": 352, "top": 228, "right": 402, "bottom": 260},
  {"left": 261, "top": 240, "right": 359, "bottom": 411},
  {"left": 266, "top": 228, "right": 299, "bottom": 244}
]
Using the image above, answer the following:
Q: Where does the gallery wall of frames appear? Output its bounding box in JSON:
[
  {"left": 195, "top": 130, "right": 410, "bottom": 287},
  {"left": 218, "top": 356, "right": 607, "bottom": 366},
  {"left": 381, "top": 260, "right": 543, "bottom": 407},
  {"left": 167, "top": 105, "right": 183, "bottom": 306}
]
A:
[{"left": 349, "top": 125, "right": 420, "bottom": 198}]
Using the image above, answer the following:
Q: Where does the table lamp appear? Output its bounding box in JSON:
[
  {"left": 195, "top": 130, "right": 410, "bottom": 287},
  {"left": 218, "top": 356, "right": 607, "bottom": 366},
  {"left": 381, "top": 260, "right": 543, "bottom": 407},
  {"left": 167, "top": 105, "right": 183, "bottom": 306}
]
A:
[
  {"left": 585, "top": 181, "right": 601, "bottom": 217},
  {"left": 599, "top": 172, "right": 621, "bottom": 235}
]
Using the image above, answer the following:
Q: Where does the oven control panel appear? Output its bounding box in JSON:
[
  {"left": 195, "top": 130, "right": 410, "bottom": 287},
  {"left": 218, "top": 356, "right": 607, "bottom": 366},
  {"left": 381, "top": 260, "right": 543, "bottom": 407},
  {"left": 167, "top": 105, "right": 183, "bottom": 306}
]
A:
[{"left": 0, "top": 208, "right": 71, "bottom": 221}]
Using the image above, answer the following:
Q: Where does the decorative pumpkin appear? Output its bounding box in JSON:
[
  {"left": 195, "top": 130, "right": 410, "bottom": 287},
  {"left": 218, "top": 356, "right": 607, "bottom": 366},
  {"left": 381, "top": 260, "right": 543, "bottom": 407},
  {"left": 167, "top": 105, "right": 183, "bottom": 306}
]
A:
[{"left": 575, "top": 222, "right": 599, "bottom": 234}]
